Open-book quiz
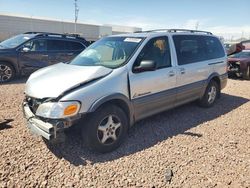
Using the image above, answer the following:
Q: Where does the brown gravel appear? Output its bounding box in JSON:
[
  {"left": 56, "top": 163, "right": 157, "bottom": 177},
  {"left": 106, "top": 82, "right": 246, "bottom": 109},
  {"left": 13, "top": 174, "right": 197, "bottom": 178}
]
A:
[{"left": 0, "top": 78, "right": 250, "bottom": 187}]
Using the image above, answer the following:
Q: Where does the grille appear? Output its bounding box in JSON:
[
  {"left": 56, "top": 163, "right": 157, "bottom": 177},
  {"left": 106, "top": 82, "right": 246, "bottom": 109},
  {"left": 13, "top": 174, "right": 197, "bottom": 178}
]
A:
[{"left": 26, "top": 97, "right": 43, "bottom": 114}]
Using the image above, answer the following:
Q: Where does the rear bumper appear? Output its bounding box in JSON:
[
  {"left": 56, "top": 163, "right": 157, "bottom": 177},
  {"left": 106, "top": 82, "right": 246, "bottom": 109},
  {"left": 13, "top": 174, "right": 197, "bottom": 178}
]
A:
[{"left": 23, "top": 102, "right": 55, "bottom": 140}]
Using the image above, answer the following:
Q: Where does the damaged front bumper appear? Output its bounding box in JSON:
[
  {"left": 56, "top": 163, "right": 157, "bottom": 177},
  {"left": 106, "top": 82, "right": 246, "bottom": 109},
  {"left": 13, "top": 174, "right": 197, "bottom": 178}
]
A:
[
  {"left": 228, "top": 62, "right": 242, "bottom": 76},
  {"left": 22, "top": 101, "right": 79, "bottom": 140}
]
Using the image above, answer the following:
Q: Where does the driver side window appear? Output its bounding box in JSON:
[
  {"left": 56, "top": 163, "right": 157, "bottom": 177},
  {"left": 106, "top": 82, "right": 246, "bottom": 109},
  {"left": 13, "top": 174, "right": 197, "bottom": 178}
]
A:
[
  {"left": 23, "top": 39, "right": 47, "bottom": 52},
  {"left": 134, "top": 36, "right": 171, "bottom": 69}
]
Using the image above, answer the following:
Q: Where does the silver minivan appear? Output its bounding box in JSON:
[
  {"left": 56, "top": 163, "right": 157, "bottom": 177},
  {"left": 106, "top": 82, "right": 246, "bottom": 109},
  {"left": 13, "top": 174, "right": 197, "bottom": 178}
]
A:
[{"left": 23, "top": 29, "right": 227, "bottom": 153}]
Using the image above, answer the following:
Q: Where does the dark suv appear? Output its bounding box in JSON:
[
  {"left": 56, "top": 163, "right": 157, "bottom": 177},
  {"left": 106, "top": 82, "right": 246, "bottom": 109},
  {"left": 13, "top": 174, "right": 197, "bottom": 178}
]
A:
[{"left": 0, "top": 32, "right": 89, "bottom": 83}]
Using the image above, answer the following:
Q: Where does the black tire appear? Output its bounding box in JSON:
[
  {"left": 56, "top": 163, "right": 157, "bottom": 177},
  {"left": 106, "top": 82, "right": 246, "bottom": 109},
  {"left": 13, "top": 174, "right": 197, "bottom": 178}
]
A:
[
  {"left": 243, "top": 66, "right": 250, "bottom": 80},
  {"left": 82, "top": 105, "right": 128, "bottom": 153},
  {"left": 198, "top": 80, "right": 219, "bottom": 108},
  {"left": 0, "top": 62, "right": 15, "bottom": 83}
]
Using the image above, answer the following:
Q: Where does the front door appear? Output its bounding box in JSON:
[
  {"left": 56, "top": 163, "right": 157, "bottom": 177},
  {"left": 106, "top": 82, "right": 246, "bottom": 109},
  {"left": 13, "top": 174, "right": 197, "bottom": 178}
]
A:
[
  {"left": 18, "top": 39, "right": 49, "bottom": 75},
  {"left": 129, "top": 36, "right": 177, "bottom": 120}
]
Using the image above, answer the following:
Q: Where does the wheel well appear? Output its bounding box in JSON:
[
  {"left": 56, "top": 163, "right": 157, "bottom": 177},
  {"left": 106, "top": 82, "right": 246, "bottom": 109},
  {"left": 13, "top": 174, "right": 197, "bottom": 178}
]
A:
[
  {"left": 211, "top": 76, "right": 220, "bottom": 89},
  {"left": 0, "top": 61, "right": 17, "bottom": 75},
  {"left": 97, "top": 99, "right": 131, "bottom": 125}
]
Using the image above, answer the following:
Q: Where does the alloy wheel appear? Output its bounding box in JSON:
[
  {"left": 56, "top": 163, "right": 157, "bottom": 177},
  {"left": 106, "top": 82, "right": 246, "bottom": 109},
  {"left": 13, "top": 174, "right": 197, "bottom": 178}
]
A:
[
  {"left": 97, "top": 115, "right": 122, "bottom": 145},
  {"left": 208, "top": 86, "right": 217, "bottom": 104},
  {"left": 0, "top": 64, "right": 12, "bottom": 82}
]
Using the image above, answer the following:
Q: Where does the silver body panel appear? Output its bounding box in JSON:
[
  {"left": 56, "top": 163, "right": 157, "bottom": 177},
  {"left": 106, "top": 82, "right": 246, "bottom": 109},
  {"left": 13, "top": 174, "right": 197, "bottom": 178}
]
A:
[{"left": 24, "top": 31, "right": 228, "bottom": 139}]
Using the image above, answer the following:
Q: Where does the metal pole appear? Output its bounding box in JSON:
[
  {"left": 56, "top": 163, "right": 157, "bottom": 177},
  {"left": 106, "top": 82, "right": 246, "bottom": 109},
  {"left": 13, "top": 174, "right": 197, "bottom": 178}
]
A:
[{"left": 74, "top": 0, "right": 79, "bottom": 33}]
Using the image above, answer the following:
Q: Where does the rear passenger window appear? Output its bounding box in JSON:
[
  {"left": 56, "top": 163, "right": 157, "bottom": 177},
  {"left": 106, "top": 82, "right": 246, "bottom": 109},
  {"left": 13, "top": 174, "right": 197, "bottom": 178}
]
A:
[
  {"left": 65, "top": 41, "right": 85, "bottom": 51},
  {"left": 173, "top": 35, "right": 205, "bottom": 65},
  {"left": 47, "top": 40, "right": 65, "bottom": 51},
  {"left": 173, "top": 35, "right": 225, "bottom": 65}
]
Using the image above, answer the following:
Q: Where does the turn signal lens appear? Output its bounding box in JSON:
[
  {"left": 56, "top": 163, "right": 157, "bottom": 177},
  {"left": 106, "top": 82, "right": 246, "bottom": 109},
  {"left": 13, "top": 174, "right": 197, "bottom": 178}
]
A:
[{"left": 64, "top": 104, "right": 78, "bottom": 116}]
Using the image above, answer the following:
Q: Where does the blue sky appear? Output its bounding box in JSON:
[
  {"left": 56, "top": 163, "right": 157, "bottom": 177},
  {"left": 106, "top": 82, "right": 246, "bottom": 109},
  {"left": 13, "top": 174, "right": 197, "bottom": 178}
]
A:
[{"left": 1, "top": 0, "right": 250, "bottom": 39}]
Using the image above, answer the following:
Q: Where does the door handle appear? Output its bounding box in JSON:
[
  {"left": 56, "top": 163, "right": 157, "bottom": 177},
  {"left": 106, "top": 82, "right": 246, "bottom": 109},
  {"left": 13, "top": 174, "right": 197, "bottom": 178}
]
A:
[
  {"left": 67, "top": 53, "right": 74, "bottom": 56},
  {"left": 169, "top": 71, "right": 175, "bottom": 77},
  {"left": 179, "top": 68, "right": 185, "bottom": 74},
  {"left": 41, "top": 54, "right": 48, "bottom": 57}
]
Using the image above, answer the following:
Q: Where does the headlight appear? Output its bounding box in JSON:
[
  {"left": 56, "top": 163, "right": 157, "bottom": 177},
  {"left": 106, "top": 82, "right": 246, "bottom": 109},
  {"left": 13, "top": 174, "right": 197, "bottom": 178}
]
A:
[{"left": 36, "top": 101, "right": 81, "bottom": 119}]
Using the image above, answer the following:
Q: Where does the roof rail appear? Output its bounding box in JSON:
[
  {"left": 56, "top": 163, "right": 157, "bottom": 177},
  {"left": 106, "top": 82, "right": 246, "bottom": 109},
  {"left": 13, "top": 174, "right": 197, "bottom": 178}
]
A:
[
  {"left": 135, "top": 29, "right": 212, "bottom": 35},
  {"left": 24, "top": 32, "right": 86, "bottom": 41}
]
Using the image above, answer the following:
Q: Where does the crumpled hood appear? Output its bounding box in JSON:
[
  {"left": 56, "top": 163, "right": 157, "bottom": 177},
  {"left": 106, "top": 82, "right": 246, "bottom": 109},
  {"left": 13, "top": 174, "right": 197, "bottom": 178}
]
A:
[{"left": 25, "top": 63, "right": 112, "bottom": 99}]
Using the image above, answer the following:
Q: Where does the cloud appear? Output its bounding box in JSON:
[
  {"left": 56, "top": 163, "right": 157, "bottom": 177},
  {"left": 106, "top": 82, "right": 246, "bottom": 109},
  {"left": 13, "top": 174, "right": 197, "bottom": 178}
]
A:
[
  {"left": 205, "top": 25, "right": 250, "bottom": 39},
  {"left": 178, "top": 19, "right": 250, "bottom": 40},
  {"left": 80, "top": 16, "right": 250, "bottom": 40}
]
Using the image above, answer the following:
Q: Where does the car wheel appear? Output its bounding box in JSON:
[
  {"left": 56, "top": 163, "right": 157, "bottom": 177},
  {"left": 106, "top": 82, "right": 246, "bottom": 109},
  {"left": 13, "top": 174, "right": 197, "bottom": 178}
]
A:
[
  {"left": 82, "top": 105, "right": 128, "bottom": 153},
  {"left": 198, "top": 80, "right": 219, "bottom": 108},
  {"left": 0, "top": 62, "right": 15, "bottom": 83},
  {"left": 243, "top": 66, "right": 250, "bottom": 80}
]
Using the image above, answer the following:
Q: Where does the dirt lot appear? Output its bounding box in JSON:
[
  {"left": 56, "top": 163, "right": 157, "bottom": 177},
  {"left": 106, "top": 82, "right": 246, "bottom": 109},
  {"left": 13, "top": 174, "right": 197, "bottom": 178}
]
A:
[{"left": 0, "top": 78, "right": 249, "bottom": 187}]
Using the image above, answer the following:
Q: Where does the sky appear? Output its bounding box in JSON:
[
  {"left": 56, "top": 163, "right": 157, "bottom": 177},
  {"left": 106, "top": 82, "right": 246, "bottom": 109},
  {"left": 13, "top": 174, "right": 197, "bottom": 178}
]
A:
[{"left": 1, "top": 0, "right": 250, "bottom": 39}]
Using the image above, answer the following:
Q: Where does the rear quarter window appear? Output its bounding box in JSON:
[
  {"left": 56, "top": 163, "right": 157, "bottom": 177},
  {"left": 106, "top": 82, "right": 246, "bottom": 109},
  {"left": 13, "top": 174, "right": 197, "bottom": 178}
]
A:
[
  {"left": 173, "top": 35, "right": 225, "bottom": 65},
  {"left": 65, "top": 41, "right": 85, "bottom": 51},
  {"left": 47, "top": 40, "right": 65, "bottom": 51},
  {"left": 204, "top": 36, "right": 225, "bottom": 59}
]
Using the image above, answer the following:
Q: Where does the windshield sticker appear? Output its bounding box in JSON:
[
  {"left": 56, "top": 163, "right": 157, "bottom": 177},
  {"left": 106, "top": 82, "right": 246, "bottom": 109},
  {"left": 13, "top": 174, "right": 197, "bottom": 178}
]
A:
[{"left": 124, "top": 38, "right": 142, "bottom": 43}]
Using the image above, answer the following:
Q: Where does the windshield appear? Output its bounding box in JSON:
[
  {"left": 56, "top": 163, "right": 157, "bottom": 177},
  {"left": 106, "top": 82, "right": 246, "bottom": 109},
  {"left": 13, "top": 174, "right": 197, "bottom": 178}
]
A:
[
  {"left": 229, "top": 51, "right": 250, "bottom": 58},
  {"left": 70, "top": 36, "right": 144, "bottom": 68},
  {"left": 0, "top": 34, "right": 35, "bottom": 49}
]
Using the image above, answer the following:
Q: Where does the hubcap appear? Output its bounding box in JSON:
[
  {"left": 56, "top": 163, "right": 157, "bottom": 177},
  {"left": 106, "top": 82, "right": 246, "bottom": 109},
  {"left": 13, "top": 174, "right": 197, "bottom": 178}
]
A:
[
  {"left": 0, "top": 64, "right": 12, "bottom": 82},
  {"left": 97, "top": 115, "right": 121, "bottom": 145},
  {"left": 208, "top": 86, "right": 217, "bottom": 104}
]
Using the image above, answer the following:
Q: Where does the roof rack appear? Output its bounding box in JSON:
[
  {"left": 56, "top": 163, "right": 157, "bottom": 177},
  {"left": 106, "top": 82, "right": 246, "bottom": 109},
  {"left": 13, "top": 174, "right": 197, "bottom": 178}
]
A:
[
  {"left": 24, "top": 32, "right": 84, "bottom": 40},
  {"left": 135, "top": 29, "right": 212, "bottom": 35}
]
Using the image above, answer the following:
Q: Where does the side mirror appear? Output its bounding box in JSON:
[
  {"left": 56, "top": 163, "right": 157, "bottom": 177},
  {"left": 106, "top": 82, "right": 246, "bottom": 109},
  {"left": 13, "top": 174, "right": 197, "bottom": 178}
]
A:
[
  {"left": 22, "top": 47, "right": 30, "bottom": 52},
  {"left": 134, "top": 60, "right": 157, "bottom": 73}
]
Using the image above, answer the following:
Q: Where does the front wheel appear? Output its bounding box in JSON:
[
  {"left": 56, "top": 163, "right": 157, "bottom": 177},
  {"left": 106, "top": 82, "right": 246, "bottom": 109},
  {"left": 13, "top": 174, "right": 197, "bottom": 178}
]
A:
[
  {"left": 198, "top": 80, "right": 219, "bottom": 108},
  {"left": 82, "top": 105, "right": 128, "bottom": 153},
  {"left": 0, "top": 62, "right": 15, "bottom": 83}
]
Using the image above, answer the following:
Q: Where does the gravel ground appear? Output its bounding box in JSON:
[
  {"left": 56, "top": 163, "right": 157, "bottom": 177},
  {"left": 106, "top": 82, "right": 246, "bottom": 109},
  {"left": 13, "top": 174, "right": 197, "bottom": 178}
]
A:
[{"left": 0, "top": 78, "right": 249, "bottom": 187}]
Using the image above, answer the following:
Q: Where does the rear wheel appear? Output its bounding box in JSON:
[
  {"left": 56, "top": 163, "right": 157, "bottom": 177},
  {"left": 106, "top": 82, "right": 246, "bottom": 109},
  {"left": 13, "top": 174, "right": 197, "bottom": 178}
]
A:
[
  {"left": 0, "top": 62, "right": 15, "bottom": 83},
  {"left": 82, "top": 105, "right": 128, "bottom": 153},
  {"left": 198, "top": 80, "right": 219, "bottom": 108}
]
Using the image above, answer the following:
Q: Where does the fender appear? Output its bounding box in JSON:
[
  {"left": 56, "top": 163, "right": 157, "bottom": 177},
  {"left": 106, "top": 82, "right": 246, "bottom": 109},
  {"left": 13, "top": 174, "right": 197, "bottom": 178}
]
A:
[
  {"left": 88, "top": 93, "right": 135, "bottom": 126},
  {"left": 200, "top": 72, "right": 221, "bottom": 98},
  {"left": 206, "top": 72, "right": 220, "bottom": 85}
]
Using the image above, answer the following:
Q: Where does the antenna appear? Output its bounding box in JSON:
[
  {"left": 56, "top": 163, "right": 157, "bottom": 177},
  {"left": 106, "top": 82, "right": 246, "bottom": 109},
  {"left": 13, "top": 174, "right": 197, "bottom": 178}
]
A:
[{"left": 74, "top": 0, "right": 79, "bottom": 33}]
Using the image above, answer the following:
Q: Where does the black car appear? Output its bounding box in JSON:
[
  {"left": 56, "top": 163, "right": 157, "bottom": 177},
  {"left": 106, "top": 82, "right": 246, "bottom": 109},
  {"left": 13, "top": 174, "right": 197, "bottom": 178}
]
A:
[{"left": 0, "top": 32, "right": 89, "bottom": 83}]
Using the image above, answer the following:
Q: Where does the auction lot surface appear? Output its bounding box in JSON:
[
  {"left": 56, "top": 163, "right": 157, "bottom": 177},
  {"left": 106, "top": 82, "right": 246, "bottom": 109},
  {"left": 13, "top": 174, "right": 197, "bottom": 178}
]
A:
[{"left": 0, "top": 78, "right": 249, "bottom": 187}]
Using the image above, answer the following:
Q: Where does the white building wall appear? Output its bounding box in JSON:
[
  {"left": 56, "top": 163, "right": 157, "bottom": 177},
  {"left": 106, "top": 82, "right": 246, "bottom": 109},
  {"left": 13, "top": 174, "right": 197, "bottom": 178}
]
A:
[{"left": 0, "top": 14, "right": 141, "bottom": 41}]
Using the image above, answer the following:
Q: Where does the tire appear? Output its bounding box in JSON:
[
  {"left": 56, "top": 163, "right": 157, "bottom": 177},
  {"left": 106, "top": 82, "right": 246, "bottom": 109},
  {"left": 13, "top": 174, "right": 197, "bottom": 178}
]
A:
[
  {"left": 82, "top": 105, "right": 128, "bottom": 153},
  {"left": 0, "top": 62, "right": 15, "bottom": 83},
  {"left": 243, "top": 66, "right": 250, "bottom": 80},
  {"left": 198, "top": 80, "right": 219, "bottom": 108}
]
